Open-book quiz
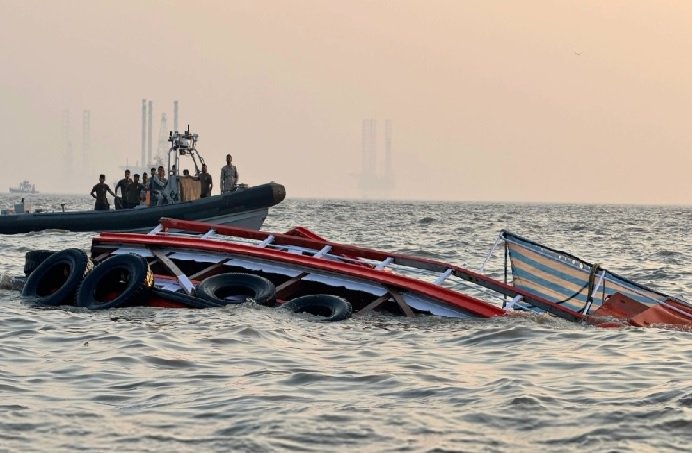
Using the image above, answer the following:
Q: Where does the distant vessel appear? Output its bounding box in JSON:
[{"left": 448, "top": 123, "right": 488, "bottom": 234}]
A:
[{"left": 9, "top": 181, "right": 38, "bottom": 194}]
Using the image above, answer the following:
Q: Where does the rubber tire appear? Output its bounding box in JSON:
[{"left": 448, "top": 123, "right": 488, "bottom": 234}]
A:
[
  {"left": 21, "top": 248, "right": 92, "bottom": 306},
  {"left": 282, "top": 294, "right": 353, "bottom": 322},
  {"left": 24, "top": 250, "right": 56, "bottom": 276},
  {"left": 151, "top": 287, "right": 222, "bottom": 309},
  {"left": 194, "top": 272, "right": 276, "bottom": 306},
  {"left": 75, "top": 254, "right": 153, "bottom": 310},
  {"left": 281, "top": 294, "right": 353, "bottom": 322}
]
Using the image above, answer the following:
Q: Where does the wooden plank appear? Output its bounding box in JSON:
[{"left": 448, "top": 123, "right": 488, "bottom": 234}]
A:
[
  {"left": 189, "top": 262, "right": 225, "bottom": 281},
  {"left": 201, "top": 229, "right": 217, "bottom": 239},
  {"left": 151, "top": 249, "right": 194, "bottom": 295},
  {"left": 147, "top": 224, "right": 164, "bottom": 235},
  {"left": 275, "top": 272, "right": 309, "bottom": 293},
  {"left": 275, "top": 272, "right": 309, "bottom": 299},
  {"left": 433, "top": 268, "right": 453, "bottom": 285},
  {"left": 355, "top": 294, "right": 391, "bottom": 316},
  {"left": 313, "top": 245, "right": 332, "bottom": 258},
  {"left": 389, "top": 288, "right": 416, "bottom": 317},
  {"left": 93, "top": 251, "right": 112, "bottom": 263},
  {"left": 375, "top": 257, "right": 394, "bottom": 271},
  {"left": 258, "top": 235, "right": 275, "bottom": 247}
]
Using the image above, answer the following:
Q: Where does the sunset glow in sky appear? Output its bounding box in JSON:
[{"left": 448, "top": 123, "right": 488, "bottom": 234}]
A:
[{"left": 2, "top": 1, "right": 692, "bottom": 203}]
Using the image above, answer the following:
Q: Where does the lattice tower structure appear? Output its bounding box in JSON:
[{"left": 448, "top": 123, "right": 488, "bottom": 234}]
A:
[
  {"left": 156, "top": 113, "right": 169, "bottom": 165},
  {"left": 141, "top": 99, "right": 147, "bottom": 168},
  {"left": 147, "top": 100, "right": 153, "bottom": 166},
  {"left": 82, "top": 110, "right": 91, "bottom": 174}
]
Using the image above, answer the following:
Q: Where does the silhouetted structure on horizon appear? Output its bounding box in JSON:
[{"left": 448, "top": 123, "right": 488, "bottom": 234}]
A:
[{"left": 358, "top": 118, "right": 394, "bottom": 197}]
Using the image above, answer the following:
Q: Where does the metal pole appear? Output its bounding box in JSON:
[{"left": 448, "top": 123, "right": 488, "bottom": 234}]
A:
[
  {"left": 141, "top": 99, "right": 146, "bottom": 168},
  {"left": 384, "top": 119, "right": 392, "bottom": 183},
  {"left": 82, "top": 110, "right": 90, "bottom": 173},
  {"left": 147, "top": 100, "right": 153, "bottom": 168}
]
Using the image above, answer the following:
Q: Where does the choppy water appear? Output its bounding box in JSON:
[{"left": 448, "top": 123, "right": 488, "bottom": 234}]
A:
[{"left": 0, "top": 194, "right": 691, "bottom": 452}]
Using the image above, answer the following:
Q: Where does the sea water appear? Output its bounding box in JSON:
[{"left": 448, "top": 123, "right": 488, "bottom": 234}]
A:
[{"left": 0, "top": 194, "right": 690, "bottom": 452}]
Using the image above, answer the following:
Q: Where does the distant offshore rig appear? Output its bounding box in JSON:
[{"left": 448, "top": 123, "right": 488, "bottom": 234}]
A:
[
  {"left": 59, "top": 100, "right": 182, "bottom": 180},
  {"left": 130, "top": 99, "right": 181, "bottom": 174},
  {"left": 358, "top": 118, "right": 394, "bottom": 198}
]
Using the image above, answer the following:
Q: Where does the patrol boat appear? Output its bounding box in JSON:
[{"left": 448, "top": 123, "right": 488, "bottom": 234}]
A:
[{"left": 0, "top": 127, "right": 285, "bottom": 234}]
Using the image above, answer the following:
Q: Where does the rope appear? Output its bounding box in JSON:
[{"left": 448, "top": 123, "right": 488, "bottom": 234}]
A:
[
  {"left": 543, "top": 263, "right": 601, "bottom": 307},
  {"left": 505, "top": 235, "right": 669, "bottom": 303},
  {"left": 579, "top": 263, "right": 601, "bottom": 314},
  {"left": 478, "top": 231, "right": 503, "bottom": 273}
]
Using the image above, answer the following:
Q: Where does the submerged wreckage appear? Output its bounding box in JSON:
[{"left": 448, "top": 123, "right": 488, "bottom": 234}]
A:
[{"left": 15, "top": 219, "right": 692, "bottom": 328}]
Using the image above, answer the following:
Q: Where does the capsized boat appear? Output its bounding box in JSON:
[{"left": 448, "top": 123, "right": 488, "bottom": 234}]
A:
[
  {"left": 66, "top": 218, "right": 499, "bottom": 317},
  {"left": 0, "top": 127, "right": 286, "bottom": 234},
  {"left": 489, "top": 230, "right": 692, "bottom": 328},
  {"left": 19, "top": 218, "right": 692, "bottom": 328}
]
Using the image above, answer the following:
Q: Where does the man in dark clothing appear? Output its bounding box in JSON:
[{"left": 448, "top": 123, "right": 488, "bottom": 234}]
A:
[
  {"left": 141, "top": 173, "right": 150, "bottom": 205},
  {"left": 90, "top": 174, "right": 117, "bottom": 210},
  {"left": 115, "top": 170, "right": 132, "bottom": 209},
  {"left": 199, "top": 163, "right": 213, "bottom": 198},
  {"left": 148, "top": 168, "right": 157, "bottom": 206},
  {"left": 125, "top": 174, "right": 144, "bottom": 208}
]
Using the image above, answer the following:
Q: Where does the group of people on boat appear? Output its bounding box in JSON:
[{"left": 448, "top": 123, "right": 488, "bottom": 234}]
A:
[{"left": 90, "top": 154, "right": 239, "bottom": 210}]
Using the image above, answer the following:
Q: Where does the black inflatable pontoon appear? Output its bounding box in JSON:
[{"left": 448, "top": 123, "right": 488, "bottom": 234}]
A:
[{"left": 0, "top": 182, "right": 285, "bottom": 234}]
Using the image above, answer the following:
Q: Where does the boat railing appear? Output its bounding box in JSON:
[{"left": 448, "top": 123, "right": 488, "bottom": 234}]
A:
[
  {"left": 94, "top": 217, "right": 588, "bottom": 321},
  {"left": 142, "top": 218, "right": 514, "bottom": 309}
]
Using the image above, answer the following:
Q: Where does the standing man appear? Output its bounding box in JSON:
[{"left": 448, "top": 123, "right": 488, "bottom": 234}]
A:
[
  {"left": 114, "top": 169, "right": 132, "bottom": 209},
  {"left": 90, "top": 174, "right": 117, "bottom": 210},
  {"left": 199, "top": 163, "right": 213, "bottom": 198},
  {"left": 220, "top": 154, "right": 239, "bottom": 194},
  {"left": 151, "top": 165, "right": 168, "bottom": 206},
  {"left": 125, "top": 174, "right": 144, "bottom": 209},
  {"left": 141, "top": 173, "right": 150, "bottom": 206},
  {"left": 148, "top": 168, "right": 157, "bottom": 206}
]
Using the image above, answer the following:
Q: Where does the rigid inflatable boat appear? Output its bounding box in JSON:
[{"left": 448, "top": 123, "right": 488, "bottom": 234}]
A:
[{"left": 0, "top": 127, "right": 286, "bottom": 234}]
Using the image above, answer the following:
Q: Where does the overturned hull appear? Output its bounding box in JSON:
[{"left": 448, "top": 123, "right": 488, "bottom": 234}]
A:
[
  {"left": 88, "top": 218, "right": 507, "bottom": 319},
  {"left": 0, "top": 182, "right": 285, "bottom": 234}
]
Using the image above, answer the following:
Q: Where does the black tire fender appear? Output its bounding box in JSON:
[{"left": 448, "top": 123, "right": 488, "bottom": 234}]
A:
[
  {"left": 151, "top": 287, "right": 222, "bottom": 309},
  {"left": 21, "top": 248, "right": 92, "bottom": 306},
  {"left": 194, "top": 272, "right": 276, "bottom": 306},
  {"left": 281, "top": 294, "right": 353, "bottom": 322},
  {"left": 24, "top": 250, "right": 56, "bottom": 276},
  {"left": 75, "top": 254, "right": 153, "bottom": 310}
]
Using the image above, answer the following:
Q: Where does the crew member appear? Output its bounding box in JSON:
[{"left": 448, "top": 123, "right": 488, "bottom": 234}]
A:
[
  {"left": 220, "top": 154, "right": 238, "bottom": 193},
  {"left": 114, "top": 169, "right": 132, "bottom": 210},
  {"left": 90, "top": 174, "right": 117, "bottom": 210},
  {"left": 125, "top": 174, "right": 144, "bottom": 209},
  {"left": 151, "top": 165, "right": 168, "bottom": 206},
  {"left": 141, "top": 173, "right": 150, "bottom": 206},
  {"left": 199, "top": 163, "right": 213, "bottom": 198},
  {"left": 148, "top": 168, "right": 157, "bottom": 206}
]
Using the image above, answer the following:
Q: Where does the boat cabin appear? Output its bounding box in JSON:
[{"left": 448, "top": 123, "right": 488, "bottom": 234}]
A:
[{"left": 159, "top": 126, "right": 206, "bottom": 203}]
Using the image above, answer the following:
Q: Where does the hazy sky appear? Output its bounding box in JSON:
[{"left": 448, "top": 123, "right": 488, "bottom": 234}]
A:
[{"left": 2, "top": 0, "right": 692, "bottom": 203}]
